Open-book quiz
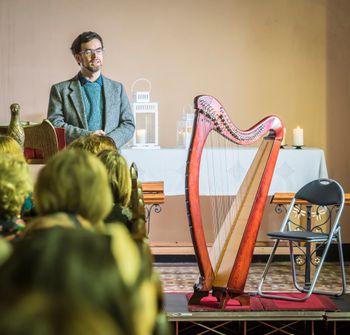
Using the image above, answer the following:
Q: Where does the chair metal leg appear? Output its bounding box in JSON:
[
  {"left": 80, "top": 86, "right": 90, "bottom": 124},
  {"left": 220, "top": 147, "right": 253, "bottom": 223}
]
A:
[
  {"left": 338, "top": 233, "right": 347, "bottom": 295},
  {"left": 259, "top": 237, "right": 346, "bottom": 301},
  {"left": 312, "top": 235, "right": 346, "bottom": 297},
  {"left": 289, "top": 240, "right": 305, "bottom": 293},
  {"left": 259, "top": 240, "right": 314, "bottom": 301},
  {"left": 257, "top": 240, "right": 281, "bottom": 295}
]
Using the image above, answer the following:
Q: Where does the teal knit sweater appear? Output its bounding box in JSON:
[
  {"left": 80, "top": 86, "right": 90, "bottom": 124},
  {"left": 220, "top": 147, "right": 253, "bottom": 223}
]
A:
[{"left": 80, "top": 75, "right": 104, "bottom": 131}]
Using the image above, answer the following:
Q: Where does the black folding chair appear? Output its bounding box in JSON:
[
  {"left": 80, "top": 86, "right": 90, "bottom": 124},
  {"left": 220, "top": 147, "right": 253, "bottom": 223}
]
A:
[{"left": 258, "top": 178, "right": 346, "bottom": 301}]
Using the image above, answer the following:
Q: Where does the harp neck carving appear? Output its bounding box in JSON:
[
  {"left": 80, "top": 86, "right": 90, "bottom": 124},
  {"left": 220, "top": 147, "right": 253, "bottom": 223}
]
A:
[{"left": 194, "top": 95, "right": 283, "bottom": 144}]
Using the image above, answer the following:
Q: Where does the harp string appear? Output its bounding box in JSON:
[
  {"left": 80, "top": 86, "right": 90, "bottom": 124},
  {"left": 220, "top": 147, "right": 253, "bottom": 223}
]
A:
[
  {"left": 202, "top": 130, "right": 239, "bottom": 269},
  {"left": 202, "top": 129, "right": 264, "bottom": 274}
]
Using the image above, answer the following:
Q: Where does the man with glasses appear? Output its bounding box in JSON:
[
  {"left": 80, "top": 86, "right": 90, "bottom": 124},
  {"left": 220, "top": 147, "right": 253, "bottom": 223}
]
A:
[{"left": 47, "top": 31, "right": 134, "bottom": 147}]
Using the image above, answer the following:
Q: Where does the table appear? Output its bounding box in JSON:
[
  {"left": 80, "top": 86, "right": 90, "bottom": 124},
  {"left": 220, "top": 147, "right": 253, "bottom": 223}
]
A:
[
  {"left": 27, "top": 146, "right": 329, "bottom": 252},
  {"left": 121, "top": 147, "right": 328, "bottom": 196}
]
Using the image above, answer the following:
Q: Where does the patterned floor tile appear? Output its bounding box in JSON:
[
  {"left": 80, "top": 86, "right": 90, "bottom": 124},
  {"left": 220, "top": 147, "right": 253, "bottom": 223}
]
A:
[{"left": 155, "top": 262, "right": 350, "bottom": 293}]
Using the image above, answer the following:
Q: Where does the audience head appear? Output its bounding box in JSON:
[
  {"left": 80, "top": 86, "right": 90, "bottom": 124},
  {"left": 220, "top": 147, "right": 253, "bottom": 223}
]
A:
[
  {"left": 0, "top": 154, "right": 32, "bottom": 220},
  {"left": 0, "top": 227, "right": 132, "bottom": 334},
  {"left": 33, "top": 149, "right": 112, "bottom": 227},
  {"left": 0, "top": 135, "right": 25, "bottom": 161},
  {"left": 67, "top": 134, "right": 117, "bottom": 155},
  {"left": 97, "top": 149, "right": 131, "bottom": 207}
]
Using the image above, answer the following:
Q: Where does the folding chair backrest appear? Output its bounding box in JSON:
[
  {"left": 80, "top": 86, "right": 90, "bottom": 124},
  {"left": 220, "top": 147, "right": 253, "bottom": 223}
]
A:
[{"left": 295, "top": 179, "right": 344, "bottom": 207}]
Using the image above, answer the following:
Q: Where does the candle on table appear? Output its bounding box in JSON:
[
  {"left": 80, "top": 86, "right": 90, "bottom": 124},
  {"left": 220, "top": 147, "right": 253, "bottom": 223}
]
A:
[
  {"left": 177, "top": 129, "right": 185, "bottom": 147},
  {"left": 281, "top": 128, "right": 286, "bottom": 146},
  {"left": 293, "top": 126, "right": 304, "bottom": 147},
  {"left": 136, "top": 128, "right": 146, "bottom": 144}
]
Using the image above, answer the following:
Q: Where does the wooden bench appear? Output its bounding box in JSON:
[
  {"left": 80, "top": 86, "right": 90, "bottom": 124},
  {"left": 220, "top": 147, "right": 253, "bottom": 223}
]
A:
[
  {"left": 141, "top": 181, "right": 164, "bottom": 233},
  {"left": 141, "top": 181, "right": 165, "bottom": 205}
]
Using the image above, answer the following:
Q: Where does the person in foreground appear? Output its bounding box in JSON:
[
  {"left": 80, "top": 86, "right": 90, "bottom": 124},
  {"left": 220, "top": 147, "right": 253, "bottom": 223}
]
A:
[
  {"left": 0, "top": 291, "right": 121, "bottom": 335},
  {"left": 67, "top": 133, "right": 117, "bottom": 155},
  {"left": 97, "top": 149, "right": 172, "bottom": 335},
  {"left": 97, "top": 149, "right": 133, "bottom": 229},
  {"left": 0, "top": 154, "right": 32, "bottom": 241},
  {"left": 0, "top": 135, "right": 25, "bottom": 161},
  {"left": 0, "top": 227, "right": 129, "bottom": 335},
  {"left": 0, "top": 135, "right": 35, "bottom": 219},
  {"left": 47, "top": 31, "right": 134, "bottom": 147},
  {"left": 28, "top": 149, "right": 112, "bottom": 232},
  {"left": 21, "top": 149, "right": 166, "bottom": 335}
]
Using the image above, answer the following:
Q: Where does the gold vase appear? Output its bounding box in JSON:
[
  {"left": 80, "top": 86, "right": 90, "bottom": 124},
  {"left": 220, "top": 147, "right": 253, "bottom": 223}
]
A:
[{"left": 7, "top": 103, "right": 25, "bottom": 148}]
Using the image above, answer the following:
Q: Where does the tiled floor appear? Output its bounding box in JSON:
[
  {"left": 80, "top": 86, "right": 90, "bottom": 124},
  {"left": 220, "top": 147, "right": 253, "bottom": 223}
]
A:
[{"left": 155, "top": 262, "right": 350, "bottom": 293}]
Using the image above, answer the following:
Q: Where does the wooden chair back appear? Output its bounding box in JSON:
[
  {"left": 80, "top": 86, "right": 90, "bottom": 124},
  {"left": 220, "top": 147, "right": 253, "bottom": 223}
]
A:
[{"left": 23, "top": 119, "right": 59, "bottom": 164}]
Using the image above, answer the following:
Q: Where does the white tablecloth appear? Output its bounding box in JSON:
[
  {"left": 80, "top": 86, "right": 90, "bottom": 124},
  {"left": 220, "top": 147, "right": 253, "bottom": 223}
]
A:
[{"left": 121, "top": 147, "right": 328, "bottom": 196}]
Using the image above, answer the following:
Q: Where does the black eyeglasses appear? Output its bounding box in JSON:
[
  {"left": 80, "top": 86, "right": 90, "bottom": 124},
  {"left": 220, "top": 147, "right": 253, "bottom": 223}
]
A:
[{"left": 79, "top": 48, "right": 104, "bottom": 56}]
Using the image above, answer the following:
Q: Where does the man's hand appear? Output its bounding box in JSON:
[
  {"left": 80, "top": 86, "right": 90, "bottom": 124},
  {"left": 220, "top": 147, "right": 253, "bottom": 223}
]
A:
[{"left": 92, "top": 130, "right": 106, "bottom": 136}]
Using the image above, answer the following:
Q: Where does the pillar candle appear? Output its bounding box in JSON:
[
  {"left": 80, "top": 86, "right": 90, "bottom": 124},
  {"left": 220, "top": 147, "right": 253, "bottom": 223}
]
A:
[
  {"left": 293, "top": 126, "right": 304, "bottom": 146},
  {"left": 281, "top": 128, "right": 286, "bottom": 146},
  {"left": 136, "top": 129, "right": 146, "bottom": 144},
  {"left": 177, "top": 129, "right": 185, "bottom": 147}
]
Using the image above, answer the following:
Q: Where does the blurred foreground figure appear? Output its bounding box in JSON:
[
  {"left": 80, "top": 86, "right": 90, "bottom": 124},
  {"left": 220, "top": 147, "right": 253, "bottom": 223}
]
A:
[
  {"left": 0, "top": 228, "right": 133, "bottom": 334},
  {"left": 21, "top": 149, "right": 167, "bottom": 335},
  {"left": 0, "top": 154, "right": 32, "bottom": 241},
  {"left": 98, "top": 149, "right": 172, "bottom": 335},
  {"left": 30, "top": 149, "right": 113, "bottom": 231},
  {"left": 0, "top": 135, "right": 25, "bottom": 161},
  {"left": 98, "top": 149, "right": 133, "bottom": 229},
  {"left": 67, "top": 133, "right": 117, "bottom": 154},
  {"left": 0, "top": 291, "right": 122, "bottom": 335}
]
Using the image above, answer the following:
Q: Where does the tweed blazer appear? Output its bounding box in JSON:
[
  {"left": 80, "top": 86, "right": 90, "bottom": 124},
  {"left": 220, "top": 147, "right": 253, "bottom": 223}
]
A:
[{"left": 47, "top": 74, "right": 135, "bottom": 147}]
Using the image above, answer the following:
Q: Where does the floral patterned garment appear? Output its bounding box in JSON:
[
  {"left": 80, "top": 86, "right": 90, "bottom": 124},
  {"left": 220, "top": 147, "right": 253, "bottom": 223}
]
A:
[{"left": 0, "top": 217, "right": 25, "bottom": 241}]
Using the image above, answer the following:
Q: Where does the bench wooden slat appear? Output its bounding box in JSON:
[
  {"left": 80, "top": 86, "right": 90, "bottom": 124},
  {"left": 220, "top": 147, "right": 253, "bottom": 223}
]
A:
[
  {"left": 143, "top": 194, "right": 165, "bottom": 204},
  {"left": 141, "top": 181, "right": 165, "bottom": 205},
  {"left": 141, "top": 181, "right": 164, "bottom": 193}
]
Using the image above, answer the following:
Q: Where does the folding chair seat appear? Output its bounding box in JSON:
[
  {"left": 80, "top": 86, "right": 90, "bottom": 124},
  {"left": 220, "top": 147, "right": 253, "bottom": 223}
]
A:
[{"left": 258, "top": 178, "right": 346, "bottom": 301}]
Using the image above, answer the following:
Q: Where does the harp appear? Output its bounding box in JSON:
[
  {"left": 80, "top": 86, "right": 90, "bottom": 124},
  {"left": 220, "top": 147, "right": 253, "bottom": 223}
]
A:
[{"left": 185, "top": 95, "right": 283, "bottom": 307}]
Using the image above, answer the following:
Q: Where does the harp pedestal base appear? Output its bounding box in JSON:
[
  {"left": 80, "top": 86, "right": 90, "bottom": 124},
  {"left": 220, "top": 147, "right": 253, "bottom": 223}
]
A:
[
  {"left": 188, "top": 290, "right": 210, "bottom": 305},
  {"left": 188, "top": 288, "right": 250, "bottom": 309}
]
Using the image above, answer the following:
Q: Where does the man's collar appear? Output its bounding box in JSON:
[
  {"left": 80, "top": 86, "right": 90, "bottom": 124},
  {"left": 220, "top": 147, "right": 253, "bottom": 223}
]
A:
[{"left": 78, "top": 72, "right": 103, "bottom": 86}]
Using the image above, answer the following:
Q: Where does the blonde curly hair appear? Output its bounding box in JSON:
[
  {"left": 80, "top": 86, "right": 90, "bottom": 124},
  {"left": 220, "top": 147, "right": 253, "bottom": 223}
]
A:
[
  {"left": 67, "top": 134, "right": 117, "bottom": 155},
  {"left": 97, "top": 149, "right": 131, "bottom": 207},
  {"left": 0, "top": 154, "right": 32, "bottom": 219},
  {"left": 0, "top": 135, "right": 25, "bottom": 161}
]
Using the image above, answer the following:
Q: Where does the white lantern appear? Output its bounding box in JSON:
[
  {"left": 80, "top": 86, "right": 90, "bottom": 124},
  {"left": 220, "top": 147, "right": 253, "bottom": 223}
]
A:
[
  {"left": 176, "top": 108, "right": 194, "bottom": 148},
  {"left": 131, "top": 78, "right": 159, "bottom": 148}
]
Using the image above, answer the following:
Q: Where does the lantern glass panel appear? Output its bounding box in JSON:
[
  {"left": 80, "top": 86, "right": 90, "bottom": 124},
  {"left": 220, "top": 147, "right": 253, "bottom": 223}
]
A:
[{"left": 136, "top": 112, "right": 156, "bottom": 144}]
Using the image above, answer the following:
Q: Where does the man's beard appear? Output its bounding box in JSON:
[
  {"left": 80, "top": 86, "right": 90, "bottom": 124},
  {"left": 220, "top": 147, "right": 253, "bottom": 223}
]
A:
[
  {"left": 82, "top": 60, "right": 102, "bottom": 73},
  {"left": 86, "top": 64, "right": 101, "bottom": 73}
]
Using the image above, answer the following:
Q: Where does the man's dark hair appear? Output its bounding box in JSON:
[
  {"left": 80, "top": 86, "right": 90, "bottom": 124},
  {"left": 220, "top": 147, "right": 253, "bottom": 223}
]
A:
[{"left": 70, "top": 31, "right": 104, "bottom": 55}]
